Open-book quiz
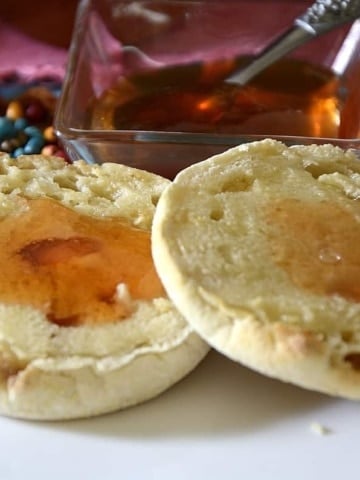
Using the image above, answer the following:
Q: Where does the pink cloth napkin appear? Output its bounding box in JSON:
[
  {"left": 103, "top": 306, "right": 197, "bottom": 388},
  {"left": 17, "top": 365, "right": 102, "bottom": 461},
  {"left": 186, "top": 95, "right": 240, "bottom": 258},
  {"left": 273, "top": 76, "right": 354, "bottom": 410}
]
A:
[{"left": 0, "top": 19, "right": 67, "bottom": 83}]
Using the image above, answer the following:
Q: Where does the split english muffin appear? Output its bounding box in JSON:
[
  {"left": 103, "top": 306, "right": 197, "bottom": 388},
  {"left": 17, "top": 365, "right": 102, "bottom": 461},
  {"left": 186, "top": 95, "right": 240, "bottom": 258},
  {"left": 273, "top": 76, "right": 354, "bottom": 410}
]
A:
[
  {"left": 152, "top": 139, "right": 360, "bottom": 400},
  {"left": 0, "top": 153, "right": 209, "bottom": 420}
]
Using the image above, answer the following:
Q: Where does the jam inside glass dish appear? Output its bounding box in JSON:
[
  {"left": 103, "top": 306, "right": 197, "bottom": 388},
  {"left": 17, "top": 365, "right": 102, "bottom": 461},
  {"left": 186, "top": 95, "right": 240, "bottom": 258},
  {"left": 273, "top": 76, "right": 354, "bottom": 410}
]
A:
[{"left": 55, "top": 0, "right": 360, "bottom": 178}]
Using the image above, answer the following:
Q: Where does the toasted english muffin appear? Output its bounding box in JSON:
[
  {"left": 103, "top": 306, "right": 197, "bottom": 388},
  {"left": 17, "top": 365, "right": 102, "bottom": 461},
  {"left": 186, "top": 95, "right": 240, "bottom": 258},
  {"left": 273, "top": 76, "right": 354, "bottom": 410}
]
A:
[
  {"left": 0, "top": 154, "right": 209, "bottom": 420},
  {"left": 152, "top": 139, "right": 360, "bottom": 399}
]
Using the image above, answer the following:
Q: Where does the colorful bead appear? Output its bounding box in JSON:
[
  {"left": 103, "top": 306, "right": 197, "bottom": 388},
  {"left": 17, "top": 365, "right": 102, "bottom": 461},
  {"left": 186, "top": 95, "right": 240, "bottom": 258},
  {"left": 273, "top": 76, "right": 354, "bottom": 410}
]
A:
[
  {"left": 24, "top": 136, "right": 45, "bottom": 154},
  {"left": 43, "top": 125, "right": 56, "bottom": 142},
  {"left": 0, "top": 86, "right": 69, "bottom": 162},
  {"left": 41, "top": 144, "right": 57, "bottom": 156},
  {"left": 6, "top": 101, "right": 24, "bottom": 120},
  {"left": 14, "top": 117, "right": 29, "bottom": 131},
  {"left": 25, "top": 101, "right": 46, "bottom": 123},
  {"left": 54, "top": 149, "right": 67, "bottom": 159},
  {"left": 24, "top": 125, "right": 43, "bottom": 138},
  {"left": 0, "top": 117, "right": 17, "bottom": 141},
  {"left": 0, "top": 139, "right": 13, "bottom": 153},
  {"left": 13, "top": 147, "right": 25, "bottom": 158}
]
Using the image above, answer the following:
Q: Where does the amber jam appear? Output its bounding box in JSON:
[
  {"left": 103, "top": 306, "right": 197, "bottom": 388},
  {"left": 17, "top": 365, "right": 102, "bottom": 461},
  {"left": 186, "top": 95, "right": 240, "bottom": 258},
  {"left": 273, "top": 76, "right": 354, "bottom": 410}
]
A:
[
  {"left": 266, "top": 199, "right": 360, "bottom": 302},
  {"left": 0, "top": 198, "right": 165, "bottom": 326},
  {"left": 88, "top": 57, "right": 353, "bottom": 139}
]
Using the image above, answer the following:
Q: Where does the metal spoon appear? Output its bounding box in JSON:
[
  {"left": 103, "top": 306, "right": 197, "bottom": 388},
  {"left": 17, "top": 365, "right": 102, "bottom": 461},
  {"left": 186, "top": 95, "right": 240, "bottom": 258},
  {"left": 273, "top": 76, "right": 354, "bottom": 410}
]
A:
[{"left": 226, "top": 0, "right": 360, "bottom": 86}]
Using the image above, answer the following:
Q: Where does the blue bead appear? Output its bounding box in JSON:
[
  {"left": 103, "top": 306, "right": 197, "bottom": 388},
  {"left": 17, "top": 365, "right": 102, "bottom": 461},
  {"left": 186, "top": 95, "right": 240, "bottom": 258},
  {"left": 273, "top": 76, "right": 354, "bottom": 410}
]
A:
[
  {"left": 24, "top": 136, "right": 45, "bottom": 154},
  {"left": 0, "top": 117, "right": 16, "bottom": 141},
  {"left": 24, "top": 125, "right": 43, "bottom": 138},
  {"left": 13, "top": 147, "right": 25, "bottom": 158},
  {"left": 14, "top": 117, "right": 29, "bottom": 131}
]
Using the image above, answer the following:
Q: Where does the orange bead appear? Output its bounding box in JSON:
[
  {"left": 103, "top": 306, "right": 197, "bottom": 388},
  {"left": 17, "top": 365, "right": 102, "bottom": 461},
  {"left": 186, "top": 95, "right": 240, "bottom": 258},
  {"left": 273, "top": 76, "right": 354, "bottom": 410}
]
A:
[
  {"left": 43, "top": 125, "right": 56, "bottom": 142},
  {"left": 6, "top": 101, "right": 24, "bottom": 120}
]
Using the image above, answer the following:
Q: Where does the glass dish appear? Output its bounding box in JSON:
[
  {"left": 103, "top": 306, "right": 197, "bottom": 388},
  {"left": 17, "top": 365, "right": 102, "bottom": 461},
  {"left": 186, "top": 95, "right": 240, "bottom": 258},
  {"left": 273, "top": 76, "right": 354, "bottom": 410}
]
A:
[{"left": 54, "top": 0, "right": 360, "bottom": 178}]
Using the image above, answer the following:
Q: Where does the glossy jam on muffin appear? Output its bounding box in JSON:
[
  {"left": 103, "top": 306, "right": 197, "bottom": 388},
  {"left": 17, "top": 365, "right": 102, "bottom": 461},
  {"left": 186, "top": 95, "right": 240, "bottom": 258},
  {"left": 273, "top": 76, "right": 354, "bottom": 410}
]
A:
[{"left": 0, "top": 197, "right": 165, "bottom": 326}]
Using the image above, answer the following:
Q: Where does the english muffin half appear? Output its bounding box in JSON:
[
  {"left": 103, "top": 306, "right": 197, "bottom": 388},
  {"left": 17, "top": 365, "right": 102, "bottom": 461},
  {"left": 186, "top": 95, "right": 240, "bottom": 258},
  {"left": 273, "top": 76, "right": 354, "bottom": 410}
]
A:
[
  {"left": 152, "top": 139, "right": 360, "bottom": 399},
  {"left": 0, "top": 154, "right": 208, "bottom": 420}
]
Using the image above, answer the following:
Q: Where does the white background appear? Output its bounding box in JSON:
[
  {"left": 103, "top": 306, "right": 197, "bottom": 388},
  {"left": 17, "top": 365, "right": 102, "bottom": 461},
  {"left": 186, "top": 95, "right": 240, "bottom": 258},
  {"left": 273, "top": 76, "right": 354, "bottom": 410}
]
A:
[{"left": 0, "top": 349, "right": 358, "bottom": 480}]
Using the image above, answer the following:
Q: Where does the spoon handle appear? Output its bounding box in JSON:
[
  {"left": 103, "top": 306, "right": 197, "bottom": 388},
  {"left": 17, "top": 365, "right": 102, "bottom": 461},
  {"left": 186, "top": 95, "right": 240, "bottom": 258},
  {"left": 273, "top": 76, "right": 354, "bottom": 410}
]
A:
[
  {"left": 226, "top": 0, "right": 360, "bottom": 85},
  {"left": 297, "top": 0, "right": 360, "bottom": 35}
]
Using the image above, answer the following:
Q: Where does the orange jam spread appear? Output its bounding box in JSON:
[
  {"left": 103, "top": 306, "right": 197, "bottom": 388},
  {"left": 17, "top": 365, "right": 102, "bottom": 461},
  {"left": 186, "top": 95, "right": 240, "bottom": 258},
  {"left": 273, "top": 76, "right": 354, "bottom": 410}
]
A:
[
  {"left": 0, "top": 197, "right": 165, "bottom": 326},
  {"left": 266, "top": 199, "right": 360, "bottom": 302}
]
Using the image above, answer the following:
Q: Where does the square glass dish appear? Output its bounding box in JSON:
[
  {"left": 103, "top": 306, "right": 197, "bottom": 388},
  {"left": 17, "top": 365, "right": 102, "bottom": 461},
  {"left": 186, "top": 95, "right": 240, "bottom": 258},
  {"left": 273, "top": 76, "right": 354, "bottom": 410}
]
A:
[{"left": 54, "top": 0, "right": 360, "bottom": 178}]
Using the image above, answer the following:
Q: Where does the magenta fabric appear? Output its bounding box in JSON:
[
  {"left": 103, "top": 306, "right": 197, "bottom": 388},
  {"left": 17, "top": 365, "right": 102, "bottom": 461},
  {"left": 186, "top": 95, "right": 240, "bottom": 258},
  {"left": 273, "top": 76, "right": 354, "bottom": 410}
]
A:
[{"left": 0, "top": 19, "right": 67, "bottom": 83}]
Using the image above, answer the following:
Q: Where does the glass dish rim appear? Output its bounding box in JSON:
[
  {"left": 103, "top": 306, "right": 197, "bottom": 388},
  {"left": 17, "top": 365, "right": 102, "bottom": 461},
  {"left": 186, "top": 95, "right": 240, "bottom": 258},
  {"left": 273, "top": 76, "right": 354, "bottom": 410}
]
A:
[{"left": 54, "top": 0, "right": 360, "bottom": 152}]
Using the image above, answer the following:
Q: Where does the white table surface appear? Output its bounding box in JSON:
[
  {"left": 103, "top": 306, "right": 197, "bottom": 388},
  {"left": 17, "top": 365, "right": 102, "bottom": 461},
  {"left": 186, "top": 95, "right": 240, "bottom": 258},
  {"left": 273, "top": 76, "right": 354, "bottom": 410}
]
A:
[{"left": 0, "top": 349, "right": 358, "bottom": 480}]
